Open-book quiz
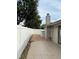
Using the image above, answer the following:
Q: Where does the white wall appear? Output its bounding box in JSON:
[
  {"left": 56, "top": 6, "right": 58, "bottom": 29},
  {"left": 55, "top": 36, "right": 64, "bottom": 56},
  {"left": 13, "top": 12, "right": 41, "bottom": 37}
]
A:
[
  {"left": 17, "top": 25, "right": 45, "bottom": 59},
  {"left": 51, "top": 26, "right": 58, "bottom": 44},
  {"left": 17, "top": 26, "right": 32, "bottom": 59}
]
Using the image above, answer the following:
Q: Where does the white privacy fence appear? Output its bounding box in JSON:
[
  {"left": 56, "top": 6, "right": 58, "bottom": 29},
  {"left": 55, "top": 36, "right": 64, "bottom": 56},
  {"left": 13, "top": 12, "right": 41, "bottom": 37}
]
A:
[{"left": 17, "top": 25, "right": 45, "bottom": 59}]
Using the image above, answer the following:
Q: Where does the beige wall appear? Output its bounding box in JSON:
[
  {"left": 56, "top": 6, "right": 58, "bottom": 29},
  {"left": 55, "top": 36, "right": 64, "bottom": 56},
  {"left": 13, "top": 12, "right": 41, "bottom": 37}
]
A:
[
  {"left": 47, "top": 27, "right": 51, "bottom": 39},
  {"left": 51, "top": 27, "right": 53, "bottom": 41},
  {"left": 47, "top": 25, "right": 61, "bottom": 45},
  {"left": 51, "top": 26, "right": 58, "bottom": 44}
]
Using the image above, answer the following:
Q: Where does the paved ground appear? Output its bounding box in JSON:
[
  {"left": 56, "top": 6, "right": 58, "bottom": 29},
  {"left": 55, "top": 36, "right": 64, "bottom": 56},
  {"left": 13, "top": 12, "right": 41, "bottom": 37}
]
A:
[
  {"left": 30, "top": 34, "right": 47, "bottom": 42},
  {"left": 26, "top": 34, "right": 61, "bottom": 59}
]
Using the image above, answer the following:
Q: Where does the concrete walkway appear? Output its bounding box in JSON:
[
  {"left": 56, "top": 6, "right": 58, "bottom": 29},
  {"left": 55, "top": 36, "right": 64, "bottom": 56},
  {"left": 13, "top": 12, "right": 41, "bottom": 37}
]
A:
[{"left": 26, "top": 35, "right": 61, "bottom": 59}]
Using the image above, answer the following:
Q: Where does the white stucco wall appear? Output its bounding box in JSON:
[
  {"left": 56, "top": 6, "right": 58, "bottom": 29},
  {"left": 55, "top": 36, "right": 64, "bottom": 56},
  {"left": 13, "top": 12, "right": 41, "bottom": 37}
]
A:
[
  {"left": 32, "top": 29, "right": 44, "bottom": 36},
  {"left": 17, "top": 26, "right": 32, "bottom": 59},
  {"left": 17, "top": 25, "right": 45, "bottom": 59},
  {"left": 52, "top": 26, "right": 58, "bottom": 44}
]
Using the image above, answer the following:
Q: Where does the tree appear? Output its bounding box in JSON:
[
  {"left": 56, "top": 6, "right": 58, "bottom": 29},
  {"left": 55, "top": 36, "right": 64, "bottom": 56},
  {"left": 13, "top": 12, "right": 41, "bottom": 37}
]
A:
[
  {"left": 17, "top": 1, "right": 24, "bottom": 25},
  {"left": 17, "top": 0, "right": 41, "bottom": 29},
  {"left": 40, "top": 24, "right": 45, "bottom": 29}
]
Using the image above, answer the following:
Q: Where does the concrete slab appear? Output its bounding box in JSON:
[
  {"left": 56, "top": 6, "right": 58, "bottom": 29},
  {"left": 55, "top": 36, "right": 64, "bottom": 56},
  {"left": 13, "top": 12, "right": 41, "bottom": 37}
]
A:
[{"left": 27, "top": 40, "right": 61, "bottom": 59}]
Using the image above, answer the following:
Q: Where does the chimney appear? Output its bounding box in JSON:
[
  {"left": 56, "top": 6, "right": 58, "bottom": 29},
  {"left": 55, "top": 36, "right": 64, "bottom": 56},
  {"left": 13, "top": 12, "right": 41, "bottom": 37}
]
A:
[
  {"left": 46, "top": 13, "right": 50, "bottom": 26},
  {"left": 45, "top": 13, "right": 51, "bottom": 39}
]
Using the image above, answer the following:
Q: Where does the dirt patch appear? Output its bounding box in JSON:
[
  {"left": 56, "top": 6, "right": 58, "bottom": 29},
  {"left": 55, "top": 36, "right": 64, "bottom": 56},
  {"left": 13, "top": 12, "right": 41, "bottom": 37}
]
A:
[{"left": 30, "top": 34, "right": 46, "bottom": 42}]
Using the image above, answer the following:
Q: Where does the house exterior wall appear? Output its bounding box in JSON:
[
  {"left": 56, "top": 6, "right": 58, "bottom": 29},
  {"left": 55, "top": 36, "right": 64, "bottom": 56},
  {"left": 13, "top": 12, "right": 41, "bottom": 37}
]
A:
[
  {"left": 51, "top": 27, "right": 53, "bottom": 41},
  {"left": 52, "top": 26, "right": 58, "bottom": 44},
  {"left": 47, "top": 27, "right": 51, "bottom": 39},
  {"left": 58, "top": 26, "right": 61, "bottom": 44},
  {"left": 47, "top": 25, "right": 60, "bottom": 45},
  {"left": 45, "top": 13, "right": 61, "bottom": 45}
]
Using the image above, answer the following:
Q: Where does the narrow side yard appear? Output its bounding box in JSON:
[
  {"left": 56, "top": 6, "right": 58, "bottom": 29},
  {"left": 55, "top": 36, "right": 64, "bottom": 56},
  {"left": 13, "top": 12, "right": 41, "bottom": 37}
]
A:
[{"left": 21, "top": 34, "right": 61, "bottom": 59}]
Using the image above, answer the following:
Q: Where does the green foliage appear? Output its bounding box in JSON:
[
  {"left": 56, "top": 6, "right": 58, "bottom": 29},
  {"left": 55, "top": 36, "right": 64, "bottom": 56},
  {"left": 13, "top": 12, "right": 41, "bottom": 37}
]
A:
[
  {"left": 17, "top": 0, "right": 42, "bottom": 29},
  {"left": 40, "top": 24, "right": 45, "bottom": 29}
]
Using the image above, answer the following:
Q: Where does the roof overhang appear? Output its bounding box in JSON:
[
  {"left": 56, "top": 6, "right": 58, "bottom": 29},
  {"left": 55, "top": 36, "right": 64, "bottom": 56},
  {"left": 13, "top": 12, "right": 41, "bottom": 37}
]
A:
[{"left": 47, "top": 20, "right": 61, "bottom": 27}]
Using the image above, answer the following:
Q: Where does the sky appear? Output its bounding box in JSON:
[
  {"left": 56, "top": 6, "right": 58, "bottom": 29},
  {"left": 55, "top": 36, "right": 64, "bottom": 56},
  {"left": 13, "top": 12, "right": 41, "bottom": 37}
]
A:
[{"left": 38, "top": 0, "right": 61, "bottom": 24}]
